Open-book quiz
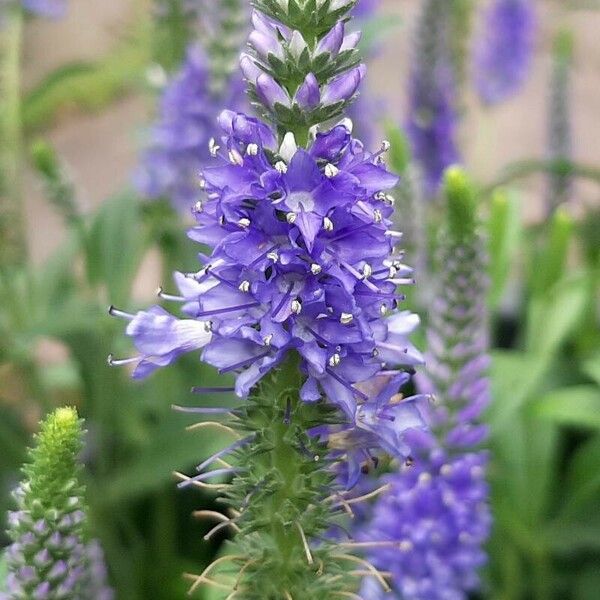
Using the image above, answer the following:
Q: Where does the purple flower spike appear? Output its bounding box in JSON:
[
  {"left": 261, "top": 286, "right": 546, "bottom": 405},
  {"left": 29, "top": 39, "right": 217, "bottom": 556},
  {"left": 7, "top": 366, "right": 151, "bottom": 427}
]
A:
[
  {"left": 360, "top": 170, "right": 491, "bottom": 598},
  {"left": 474, "top": 0, "right": 536, "bottom": 105},
  {"left": 135, "top": 44, "right": 246, "bottom": 212}
]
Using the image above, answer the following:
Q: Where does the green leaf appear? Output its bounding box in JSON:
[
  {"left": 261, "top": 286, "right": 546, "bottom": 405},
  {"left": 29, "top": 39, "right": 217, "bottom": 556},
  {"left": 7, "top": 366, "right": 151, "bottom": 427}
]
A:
[
  {"left": 582, "top": 351, "right": 600, "bottom": 386},
  {"left": 526, "top": 272, "right": 589, "bottom": 356},
  {"left": 545, "top": 520, "right": 600, "bottom": 553},
  {"left": 560, "top": 435, "right": 600, "bottom": 519},
  {"left": 488, "top": 350, "right": 550, "bottom": 434},
  {"left": 530, "top": 207, "right": 574, "bottom": 297},
  {"left": 487, "top": 189, "right": 521, "bottom": 309},
  {"left": 86, "top": 192, "right": 144, "bottom": 306},
  {"left": 530, "top": 386, "right": 600, "bottom": 429}
]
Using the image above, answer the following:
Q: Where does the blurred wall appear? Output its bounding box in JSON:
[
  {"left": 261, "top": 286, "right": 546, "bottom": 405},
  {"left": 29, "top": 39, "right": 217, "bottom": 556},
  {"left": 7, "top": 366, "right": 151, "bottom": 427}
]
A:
[{"left": 22, "top": 0, "right": 600, "bottom": 269}]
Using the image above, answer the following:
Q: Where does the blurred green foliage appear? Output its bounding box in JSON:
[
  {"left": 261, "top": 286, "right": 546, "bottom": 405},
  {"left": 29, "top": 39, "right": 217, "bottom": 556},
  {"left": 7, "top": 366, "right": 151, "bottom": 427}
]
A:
[{"left": 1, "top": 1, "right": 600, "bottom": 599}]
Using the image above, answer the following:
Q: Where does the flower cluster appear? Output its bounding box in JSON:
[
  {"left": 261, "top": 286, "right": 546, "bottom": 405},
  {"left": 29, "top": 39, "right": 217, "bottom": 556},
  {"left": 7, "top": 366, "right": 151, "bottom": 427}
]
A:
[
  {"left": 135, "top": 44, "right": 245, "bottom": 211},
  {"left": 360, "top": 168, "right": 492, "bottom": 599},
  {"left": 118, "top": 111, "right": 427, "bottom": 481},
  {"left": 4, "top": 408, "right": 113, "bottom": 600},
  {"left": 474, "top": 0, "right": 536, "bottom": 105},
  {"left": 406, "top": 0, "right": 460, "bottom": 199}
]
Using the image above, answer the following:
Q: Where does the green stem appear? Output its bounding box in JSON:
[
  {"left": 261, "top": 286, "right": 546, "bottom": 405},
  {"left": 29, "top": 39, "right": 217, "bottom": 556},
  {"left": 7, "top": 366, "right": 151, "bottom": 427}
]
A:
[{"left": 0, "top": 7, "right": 26, "bottom": 268}]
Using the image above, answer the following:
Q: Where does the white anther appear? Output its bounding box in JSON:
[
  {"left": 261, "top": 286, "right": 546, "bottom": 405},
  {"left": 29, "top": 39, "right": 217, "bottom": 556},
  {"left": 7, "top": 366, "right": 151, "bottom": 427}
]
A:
[
  {"left": 275, "top": 161, "right": 288, "bottom": 173},
  {"left": 381, "top": 140, "right": 391, "bottom": 152},
  {"left": 291, "top": 299, "right": 302, "bottom": 314},
  {"left": 238, "top": 280, "right": 251, "bottom": 293},
  {"left": 263, "top": 334, "right": 274, "bottom": 346},
  {"left": 286, "top": 212, "right": 297, "bottom": 224},
  {"left": 388, "top": 266, "right": 398, "bottom": 278},
  {"left": 384, "top": 194, "right": 396, "bottom": 206},
  {"left": 209, "top": 138, "right": 220, "bottom": 157},
  {"left": 198, "top": 178, "right": 206, "bottom": 189},
  {"left": 329, "top": 353, "right": 341, "bottom": 367},
  {"left": 267, "top": 252, "right": 279, "bottom": 262},
  {"left": 238, "top": 218, "right": 251, "bottom": 228},
  {"left": 361, "top": 264, "right": 373, "bottom": 279},
  {"left": 193, "top": 201, "right": 203, "bottom": 213},
  {"left": 399, "top": 540, "right": 413, "bottom": 553},
  {"left": 324, "top": 163, "right": 339, "bottom": 178},
  {"left": 246, "top": 143, "right": 259, "bottom": 156},
  {"left": 373, "top": 209, "right": 383, "bottom": 223},
  {"left": 323, "top": 217, "right": 334, "bottom": 232},
  {"left": 311, "top": 263, "right": 322, "bottom": 275},
  {"left": 340, "top": 312, "right": 354, "bottom": 325},
  {"left": 375, "top": 191, "right": 386, "bottom": 201},
  {"left": 418, "top": 472, "right": 432, "bottom": 485},
  {"left": 440, "top": 464, "right": 453, "bottom": 476},
  {"left": 380, "top": 304, "right": 388, "bottom": 316},
  {"left": 229, "top": 148, "right": 244, "bottom": 166}
]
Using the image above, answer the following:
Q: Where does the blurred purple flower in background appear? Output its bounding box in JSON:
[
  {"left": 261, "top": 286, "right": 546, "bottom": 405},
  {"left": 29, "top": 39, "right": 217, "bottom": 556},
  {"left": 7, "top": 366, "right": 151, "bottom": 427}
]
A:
[
  {"left": 360, "top": 169, "right": 492, "bottom": 599},
  {"left": 135, "top": 44, "right": 245, "bottom": 212},
  {"left": 21, "top": 0, "right": 66, "bottom": 18},
  {"left": 474, "top": 0, "right": 536, "bottom": 105},
  {"left": 406, "top": 0, "right": 460, "bottom": 199}
]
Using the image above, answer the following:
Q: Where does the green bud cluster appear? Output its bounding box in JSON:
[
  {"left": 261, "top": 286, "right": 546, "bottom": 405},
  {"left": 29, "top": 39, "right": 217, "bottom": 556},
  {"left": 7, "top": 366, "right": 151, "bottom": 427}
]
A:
[{"left": 3, "top": 408, "right": 113, "bottom": 599}]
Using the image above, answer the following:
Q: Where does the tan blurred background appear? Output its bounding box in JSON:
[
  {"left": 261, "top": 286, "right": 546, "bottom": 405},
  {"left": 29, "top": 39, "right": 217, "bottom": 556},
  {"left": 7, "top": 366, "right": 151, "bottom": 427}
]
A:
[{"left": 22, "top": 0, "right": 600, "bottom": 275}]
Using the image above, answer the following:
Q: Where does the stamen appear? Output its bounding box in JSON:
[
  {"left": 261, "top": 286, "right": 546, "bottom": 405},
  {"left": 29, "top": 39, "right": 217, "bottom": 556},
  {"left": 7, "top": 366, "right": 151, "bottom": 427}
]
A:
[
  {"left": 342, "top": 484, "right": 392, "bottom": 507},
  {"left": 195, "top": 302, "right": 260, "bottom": 318},
  {"left": 156, "top": 287, "right": 184, "bottom": 302},
  {"left": 328, "top": 353, "right": 341, "bottom": 367},
  {"left": 208, "top": 138, "right": 220, "bottom": 157},
  {"left": 218, "top": 351, "right": 270, "bottom": 374},
  {"left": 325, "top": 368, "right": 368, "bottom": 401},
  {"left": 107, "top": 354, "right": 138, "bottom": 367},
  {"left": 340, "top": 313, "right": 354, "bottom": 325},
  {"left": 229, "top": 149, "right": 243, "bottom": 165},
  {"left": 275, "top": 161, "right": 288, "bottom": 173},
  {"left": 324, "top": 163, "right": 339, "bottom": 178},
  {"left": 248, "top": 244, "right": 279, "bottom": 269},
  {"left": 193, "top": 200, "right": 203, "bottom": 214},
  {"left": 196, "top": 436, "right": 254, "bottom": 473},
  {"left": 186, "top": 421, "right": 241, "bottom": 438},
  {"left": 332, "top": 554, "right": 391, "bottom": 593},
  {"left": 177, "top": 468, "right": 246, "bottom": 489},
  {"left": 246, "top": 143, "right": 259, "bottom": 156},
  {"left": 322, "top": 216, "right": 334, "bottom": 232},
  {"left": 173, "top": 402, "right": 234, "bottom": 412},
  {"left": 204, "top": 520, "right": 239, "bottom": 541},
  {"left": 173, "top": 471, "right": 228, "bottom": 491},
  {"left": 184, "top": 573, "right": 231, "bottom": 594},
  {"left": 185, "top": 554, "right": 244, "bottom": 594},
  {"left": 286, "top": 212, "right": 297, "bottom": 224},
  {"left": 310, "top": 263, "right": 322, "bottom": 275},
  {"left": 238, "top": 280, "right": 251, "bottom": 293},
  {"left": 188, "top": 388, "right": 236, "bottom": 396},
  {"left": 296, "top": 522, "right": 314, "bottom": 565},
  {"left": 291, "top": 299, "right": 302, "bottom": 314},
  {"left": 108, "top": 306, "right": 134, "bottom": 319},
  {"left": 238, "top": 217, "right": 251, "bottom": 228}
]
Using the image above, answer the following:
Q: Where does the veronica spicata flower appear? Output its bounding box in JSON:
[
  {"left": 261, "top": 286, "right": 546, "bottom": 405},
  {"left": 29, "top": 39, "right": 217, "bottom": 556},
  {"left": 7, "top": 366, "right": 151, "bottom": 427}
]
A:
[
  {"left": 360, "top": 168, "right": 492, "bottom": 600},
  {"left": 474, "top": 0, "right": 536, "bottom": 105},
  {"left": 114, "top": 1, "right": 428, "bottom": 597},
  {"left": 406, "top": 0, "right": 460, "bottom": 198},
  {"left": 4, "top": 408, "right": 113, "bottom": 600}
]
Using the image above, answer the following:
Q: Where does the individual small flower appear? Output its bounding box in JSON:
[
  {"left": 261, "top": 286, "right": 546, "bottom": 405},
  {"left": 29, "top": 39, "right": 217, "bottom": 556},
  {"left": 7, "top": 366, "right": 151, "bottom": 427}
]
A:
[
  {"left": 4, "top": 408, "right": 113, "bottom": 599},
  {"left": 474, "top": 0, "right": 536, "bottom": 105},
  {"left": 135, "top": 44, "right": 246, "bottom": 211},
  {"left": 406, "top": 0, "right": 460, "bottom": 198}
]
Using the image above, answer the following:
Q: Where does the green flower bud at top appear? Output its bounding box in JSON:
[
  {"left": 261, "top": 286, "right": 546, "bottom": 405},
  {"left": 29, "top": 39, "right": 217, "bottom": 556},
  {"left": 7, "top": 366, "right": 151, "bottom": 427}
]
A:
[{"left": 4, "top": 407, "right": 113, "bottom": 599}]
